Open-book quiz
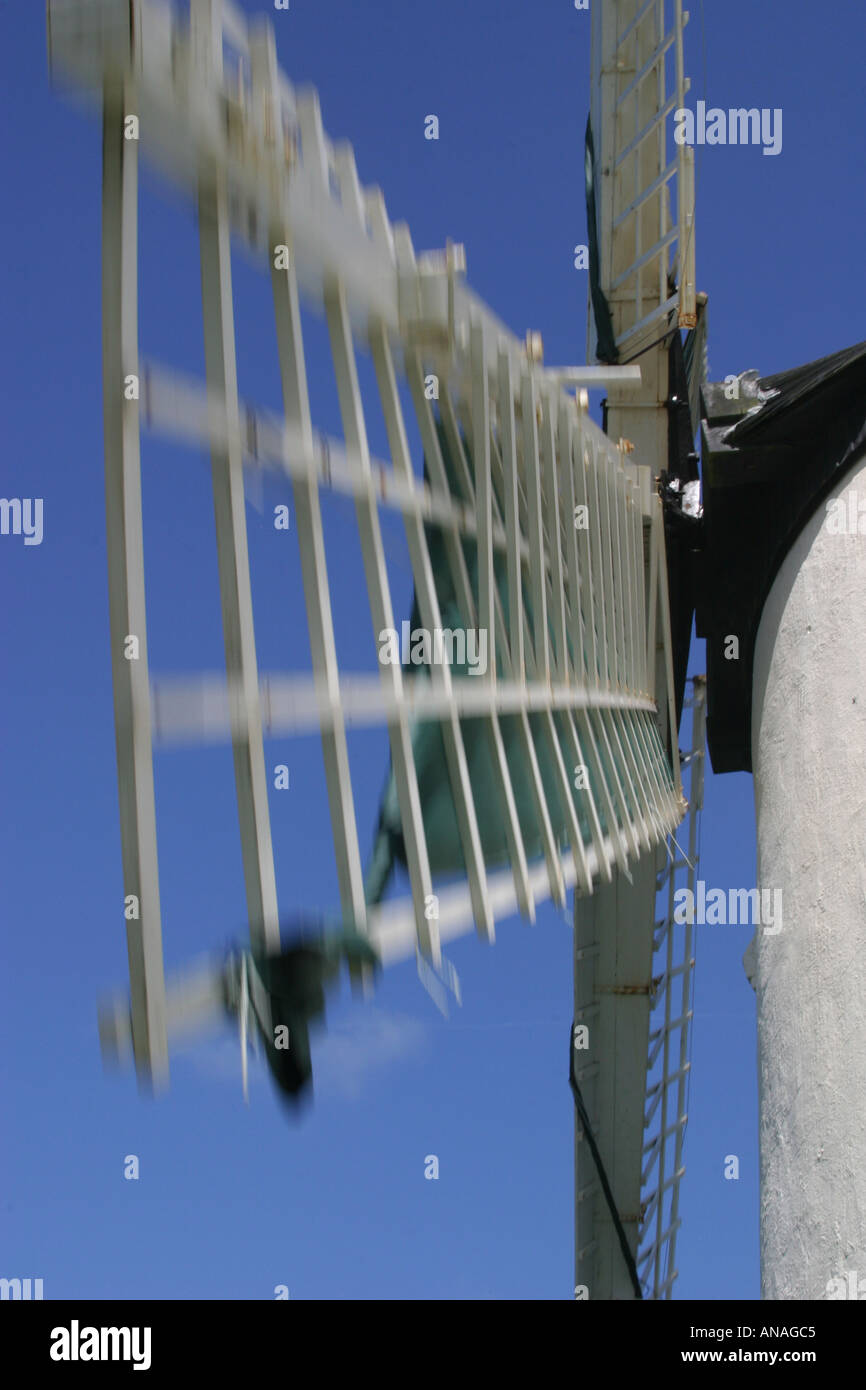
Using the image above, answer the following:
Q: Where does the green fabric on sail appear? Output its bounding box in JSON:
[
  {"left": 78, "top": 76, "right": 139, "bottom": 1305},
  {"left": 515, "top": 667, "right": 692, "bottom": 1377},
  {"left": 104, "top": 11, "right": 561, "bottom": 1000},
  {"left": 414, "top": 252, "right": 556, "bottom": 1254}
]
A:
[
  {"left": 585, "top": 115, "right": 619, "bottom": 366},
  {"left": 364, "top": 418, "right": 671, "bottom": 907}
]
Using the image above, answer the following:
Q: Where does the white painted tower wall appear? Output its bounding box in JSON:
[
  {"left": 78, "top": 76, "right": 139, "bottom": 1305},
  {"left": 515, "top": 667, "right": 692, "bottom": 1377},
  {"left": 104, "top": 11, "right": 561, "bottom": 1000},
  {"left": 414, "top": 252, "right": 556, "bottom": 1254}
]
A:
[{"left": 750, "top": 452, "right": 866, "bottom": 1299}]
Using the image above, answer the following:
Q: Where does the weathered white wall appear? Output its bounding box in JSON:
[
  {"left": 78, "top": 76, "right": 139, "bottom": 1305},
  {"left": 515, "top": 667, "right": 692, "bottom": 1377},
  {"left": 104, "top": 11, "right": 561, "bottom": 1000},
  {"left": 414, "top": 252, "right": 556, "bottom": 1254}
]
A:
[{"left": 751, "top": 452, "right": 866, "bottom": 1300}]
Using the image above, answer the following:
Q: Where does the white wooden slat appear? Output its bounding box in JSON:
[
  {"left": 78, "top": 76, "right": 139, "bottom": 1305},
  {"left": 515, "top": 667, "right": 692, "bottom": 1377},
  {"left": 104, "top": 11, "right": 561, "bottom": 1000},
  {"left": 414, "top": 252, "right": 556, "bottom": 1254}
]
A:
[
  {"left": 616, "top": 473, "right": 661, "bottom": 845},
  {"left": 438, "top": 389, "right": 477, "bottom": 506},
  {"left": 573, "top": 415, "right": 601, "bottom": 687},
  {"left": 502, "top": 577, "right": 567, "bottom": 909},
  {"left": 552, "top": 400, "right": 624, "bottom": 876},
  {"left": 558, "top": 408, "right": 629, "bottom": 876},
  {"left": 600, "top": 704, "right": 650, "bottom": 855},
  {"left": 295, "top": 86, "right": 330, "bottom": 191},
  {"left": 487, "top": 435, "right": 588, "bottom": 904},
  {"left": 152, "top": 671, "right": 658, "bottom": 741},
  {"left": 198, "top": 173, "right": 281, "bottom": 959},
  {"left": 601, "top": 463, "right": 649, "bottom": 853},
  {"left": 621, "top": 475, "right": 639, "bottom": 694},
  {"left": 220, "top": 0, "right": 250, "bottom": 57},
  {"left": 405, "top": 352, "right": 494, "bottom": 942},
  {"left": 484, "top": 410, "right": 508, "bottom": 535},
  {"left": 101, "top": 83, "right": 169, "bottom": 1086},
  {"left": 636, "top": 482, "right": 651, "bottom": 695},
  {"left": 586, "top": 433, "right": 612, "bottom": 690},
  {"left": 371, "top": 366, "right": 498, "bottom": 933},
  {"left": 471, "top": 322, "right": 496, "bottom": 683},
  {"left": 190, "top": 0, "right": 224, "bottom": 82},
  {"left": 608, "top": 699, "right": 659, "bottom": 855},
  {"left": 652, "top": 495, "right": 684, "bottom": 804},
  {"left": 564, "top": 707, "right": 620, "bottom": 883},
  {"left": 645, "top": 491, "right": 660, "bottom": 698},
  {"left": 407, "top": 361, "right": 479, "bottom": 622},
  {"left": 518, "top": 708, "right": 567, "bottom": 909},
  {"left": 631, "top": 480, "right": 649, "bottom": 693},
  {"left": 364, "top": 188, "right": 395, "bottom": 261},
  {"left": 539, "top": 390, "right": 569, "bottom": 680},
  {"left": 325, "top": 279, "right": 439, "bottom": 963},
  {"left": 544, "top": 711, "right": 595, "bottom": 896},
  {"left": 443, "top": 348, "right": 535, "bottom": 922},
  {"left": 594, "top": 470, "right": 647, "bottom": 855},
  {"left": 374, "top": 326, "right": 552, "bottom": 919},
  {"left": 484, "top": 707, "right": 536, "bottom": 923},
  {"left": 424, "top": 358, "right": 538, "bottom": 921},
  {"left": 271, "top": 238, "right": 368, "bottom": 929},
  {"left": 248, "top": 20, "right": 279, "bottom": 155},
  {"left": 140, "top": 359, "right": 533, "bottom": 568},
  {"left": 492, "top": 375, "right": 558, "bottom": 900},
  {"left": 560, "top": 399, "right": 587, "bottom": 691},
  {"left": 634, "top": 706, "right": 675, "bottom": 835},
  {"left": 607, "top": 461, "right": 627, "bottom": 693}
]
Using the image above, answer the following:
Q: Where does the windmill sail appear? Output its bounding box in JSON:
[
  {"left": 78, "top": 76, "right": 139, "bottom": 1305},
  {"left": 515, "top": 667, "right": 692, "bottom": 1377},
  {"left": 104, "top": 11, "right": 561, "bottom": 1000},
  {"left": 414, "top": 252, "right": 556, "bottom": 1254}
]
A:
[{"left": 49, "top": 0, "right": 693, "bottom": 1301}]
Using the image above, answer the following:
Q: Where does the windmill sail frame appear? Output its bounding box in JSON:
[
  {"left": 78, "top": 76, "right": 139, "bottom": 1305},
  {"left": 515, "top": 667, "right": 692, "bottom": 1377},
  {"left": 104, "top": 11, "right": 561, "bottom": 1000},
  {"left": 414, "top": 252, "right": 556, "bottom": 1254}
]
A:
[{"left": 50, "top": 0, "right": 695, "bottom": 1304}]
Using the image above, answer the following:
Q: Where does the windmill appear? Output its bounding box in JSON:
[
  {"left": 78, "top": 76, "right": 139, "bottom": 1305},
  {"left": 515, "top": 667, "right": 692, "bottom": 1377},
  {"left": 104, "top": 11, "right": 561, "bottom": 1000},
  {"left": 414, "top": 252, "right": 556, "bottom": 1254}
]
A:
[{"left": 47, "top": 0, "right": 705, "bottom": 1300}]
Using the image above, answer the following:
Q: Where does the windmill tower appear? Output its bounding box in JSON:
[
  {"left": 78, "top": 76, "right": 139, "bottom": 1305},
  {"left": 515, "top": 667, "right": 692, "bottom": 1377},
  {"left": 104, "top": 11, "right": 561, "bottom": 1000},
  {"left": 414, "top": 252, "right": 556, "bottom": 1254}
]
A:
[
  {"left": 698, "top": 343, "right": 866, "bottom": 1300},
  {"left": 47, "top": 0, "right": 704, "bottom": 1299}
]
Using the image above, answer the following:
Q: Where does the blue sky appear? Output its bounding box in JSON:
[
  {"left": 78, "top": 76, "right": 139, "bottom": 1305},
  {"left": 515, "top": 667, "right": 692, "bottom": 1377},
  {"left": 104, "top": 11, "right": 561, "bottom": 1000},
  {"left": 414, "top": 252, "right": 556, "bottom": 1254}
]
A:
[{"left": 2, "top": 0, "right": 862, "bottom": 1300}]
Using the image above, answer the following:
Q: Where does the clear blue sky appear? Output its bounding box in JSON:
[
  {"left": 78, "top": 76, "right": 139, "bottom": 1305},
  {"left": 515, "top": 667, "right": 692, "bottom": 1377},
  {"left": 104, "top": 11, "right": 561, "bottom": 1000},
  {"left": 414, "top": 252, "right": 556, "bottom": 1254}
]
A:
[{"left": 2, "top": 0, "right": 862, "bottom": 1300}]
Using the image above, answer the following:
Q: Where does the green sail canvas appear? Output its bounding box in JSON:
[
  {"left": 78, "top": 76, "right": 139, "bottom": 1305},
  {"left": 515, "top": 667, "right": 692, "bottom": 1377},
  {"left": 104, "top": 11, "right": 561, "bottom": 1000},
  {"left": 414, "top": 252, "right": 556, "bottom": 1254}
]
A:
[{"left": 365, "top": 419, "right": 670, "bottom": 906}]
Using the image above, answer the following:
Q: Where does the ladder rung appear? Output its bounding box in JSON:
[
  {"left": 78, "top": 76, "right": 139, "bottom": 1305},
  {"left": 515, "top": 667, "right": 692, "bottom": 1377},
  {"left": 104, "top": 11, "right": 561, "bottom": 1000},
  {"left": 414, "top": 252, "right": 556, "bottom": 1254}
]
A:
[
  {"left": 614, "top": 159, "right": 678, "bottom": 231},
  {"left": 616, "top": 32, "right": 676, "bottom": 112},
  {"left": 611, "top": 228, "right": 677, "bottom": 292},
  {"left": 614, "top": 293, "right": 679, "bottom": 351},
  {"left": 614, "top": 93, "right": 679, "bottom": 171},
  {"left": 618, "top": 0, "right": 661, "bottom": 48}
]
